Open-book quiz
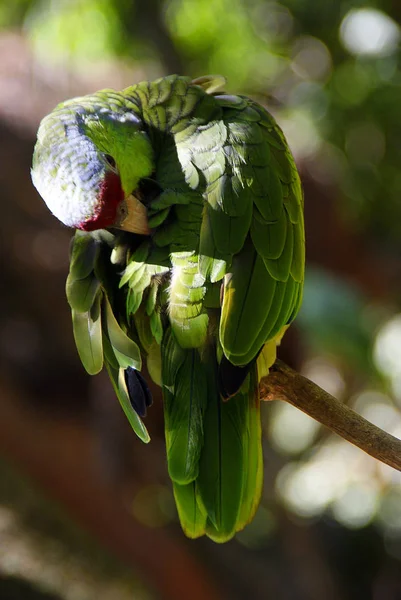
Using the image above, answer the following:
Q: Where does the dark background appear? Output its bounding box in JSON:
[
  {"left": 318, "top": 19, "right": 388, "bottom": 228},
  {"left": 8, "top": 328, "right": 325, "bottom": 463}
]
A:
[{"left": 1, "top": 1, "right": 401, "bottom": 598}]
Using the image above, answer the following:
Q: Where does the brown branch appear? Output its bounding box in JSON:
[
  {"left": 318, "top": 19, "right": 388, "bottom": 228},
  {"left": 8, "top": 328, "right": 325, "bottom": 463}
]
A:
[{"left": 260, "top": 360, "right": 401, "bottom": 472}]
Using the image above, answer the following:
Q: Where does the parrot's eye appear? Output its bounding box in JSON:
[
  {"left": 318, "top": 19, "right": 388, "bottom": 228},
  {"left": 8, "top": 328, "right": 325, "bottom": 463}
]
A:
[{"left": 104, "top": 154, "right": 117, "bottom": 171}]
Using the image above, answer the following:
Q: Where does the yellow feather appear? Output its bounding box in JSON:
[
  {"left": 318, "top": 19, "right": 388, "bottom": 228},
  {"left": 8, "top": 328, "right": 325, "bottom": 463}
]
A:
[{"left": 257, "top": 325, "right": 290, "bottom": 379}]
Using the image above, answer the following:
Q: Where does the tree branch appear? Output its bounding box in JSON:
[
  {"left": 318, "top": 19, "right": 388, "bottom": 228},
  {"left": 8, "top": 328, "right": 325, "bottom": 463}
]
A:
[{"left": 260, "top": 360, "right": 401, "bottom": 472}]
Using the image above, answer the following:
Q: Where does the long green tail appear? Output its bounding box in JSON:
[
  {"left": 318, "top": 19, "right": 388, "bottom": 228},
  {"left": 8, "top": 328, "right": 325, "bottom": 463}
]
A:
[{"left": 162, "top": 329, "right": 262, "bottom": 542}]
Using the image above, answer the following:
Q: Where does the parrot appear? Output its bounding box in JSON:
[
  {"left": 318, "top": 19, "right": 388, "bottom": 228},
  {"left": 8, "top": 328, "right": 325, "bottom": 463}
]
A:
[{"left": 31, "top": 74, "right": 304, "bottom": 542}]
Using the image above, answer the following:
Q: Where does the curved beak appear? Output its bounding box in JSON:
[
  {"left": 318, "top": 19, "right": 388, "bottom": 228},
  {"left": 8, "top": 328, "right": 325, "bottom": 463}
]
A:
[{"left": 116, "top": 194, "right": 151, "bottom": 235}]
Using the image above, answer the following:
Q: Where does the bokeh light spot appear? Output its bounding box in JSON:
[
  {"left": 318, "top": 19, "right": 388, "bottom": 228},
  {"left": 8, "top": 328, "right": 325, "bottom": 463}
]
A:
[
  {"left": 374, "top": 314, "right": 401, "bottom": 383},
  {"left": 291, "top": 36, "right": 332, "bottom": 81},
  {"left": 332, "top": 62, "right": 374, "bottom": 106},
  {"left": 340, "top": 8, "right": 400, "bottom": 57},
  {"left": 268, "top": 402, "right": 320, "bottom": 455},
  {"left": 331, "top": 484, "right": 378, "bottom": 528},
  {"left": 131, "top": 485, "right": 175, "bottom": 528},
  {"left": 279, "top": 109, "right": 321, "bottom": 160},
  {"left": 301, "top": 357, "right": 345, "bottom": 399},
  {"left": 378, "top": 487, "right": 401, "bottom": 533}
]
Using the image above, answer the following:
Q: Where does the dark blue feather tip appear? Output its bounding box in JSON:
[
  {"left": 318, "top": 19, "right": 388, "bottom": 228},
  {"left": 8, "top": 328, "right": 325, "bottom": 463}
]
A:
[{"left": 124, "top": 367, "right": 153, "bottom": 417}]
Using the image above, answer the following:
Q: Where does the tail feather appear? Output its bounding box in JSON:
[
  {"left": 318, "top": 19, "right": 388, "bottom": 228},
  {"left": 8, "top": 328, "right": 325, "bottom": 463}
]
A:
[
  {"left": 235, "top": 367, "right": 263, "bottom": 531},
  {"left": 162, "top": 336, "right": 263, "bottom": 541},
  {"left": 162, "top": 330, "right": 208, "bottom": 484},
  {"left": 173, "top": 481, "right": 207, "bottom": 539},
  {"left": 196, "top": 365, "right": 249, "bottom": 539}
]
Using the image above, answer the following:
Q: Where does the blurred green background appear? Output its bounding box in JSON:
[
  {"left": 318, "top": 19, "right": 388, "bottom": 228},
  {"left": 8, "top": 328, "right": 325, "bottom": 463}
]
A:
[{"left": 1, "top": 0, "right": 401, "bottom": 598}]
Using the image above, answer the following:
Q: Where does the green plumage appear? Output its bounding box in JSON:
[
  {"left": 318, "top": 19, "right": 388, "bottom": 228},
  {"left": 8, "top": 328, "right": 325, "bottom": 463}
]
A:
[{"left": 31, "top": 74, "right": 305, "bottom": 542}]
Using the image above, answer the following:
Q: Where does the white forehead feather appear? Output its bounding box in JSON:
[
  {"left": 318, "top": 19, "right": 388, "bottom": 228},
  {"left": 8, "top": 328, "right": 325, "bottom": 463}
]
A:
[{"left": 32, "top": 111, "right": 107, "bottom": 228}]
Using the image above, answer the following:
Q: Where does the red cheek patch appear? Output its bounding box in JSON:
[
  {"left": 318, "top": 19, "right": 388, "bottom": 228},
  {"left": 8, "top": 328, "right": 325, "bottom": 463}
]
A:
[{"left": 78, "top": 171, "right": 124, "bottom": 231}]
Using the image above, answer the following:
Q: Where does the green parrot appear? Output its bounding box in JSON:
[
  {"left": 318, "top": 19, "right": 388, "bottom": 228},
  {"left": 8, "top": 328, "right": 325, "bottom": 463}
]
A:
[{"left": 31, "top": 74, "right": 304, "bottom": 542}]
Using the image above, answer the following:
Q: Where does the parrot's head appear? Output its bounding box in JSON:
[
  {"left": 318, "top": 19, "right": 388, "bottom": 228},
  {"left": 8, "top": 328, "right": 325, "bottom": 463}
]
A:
[{"left": 31, "top": 92, "right": 154, "bottom": 234}]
